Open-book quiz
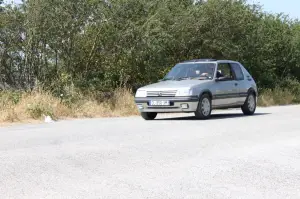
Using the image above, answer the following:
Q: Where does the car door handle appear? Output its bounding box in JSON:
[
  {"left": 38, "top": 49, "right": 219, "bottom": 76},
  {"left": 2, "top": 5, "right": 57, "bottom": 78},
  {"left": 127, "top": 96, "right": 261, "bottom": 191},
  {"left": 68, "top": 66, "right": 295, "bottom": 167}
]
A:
[{"left": 234, "top": 83, "right": 238, "bottom": 86}]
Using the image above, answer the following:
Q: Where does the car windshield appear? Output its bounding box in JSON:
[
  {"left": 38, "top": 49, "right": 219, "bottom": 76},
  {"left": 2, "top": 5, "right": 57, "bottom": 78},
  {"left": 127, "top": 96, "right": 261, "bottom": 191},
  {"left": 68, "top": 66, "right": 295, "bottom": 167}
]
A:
[{"left": 163, "top": 62, "right": 216, "bottom": 81}]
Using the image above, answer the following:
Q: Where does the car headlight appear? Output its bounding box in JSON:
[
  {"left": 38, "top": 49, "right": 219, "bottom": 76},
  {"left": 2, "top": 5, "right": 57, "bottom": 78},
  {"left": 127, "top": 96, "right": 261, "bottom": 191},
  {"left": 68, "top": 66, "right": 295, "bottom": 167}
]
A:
[
  {"left": 176, "top": 89, "right": 193, "bottom": 96},
  {"left": 135, "top": 90, "right": 146, "bottom": 97}
]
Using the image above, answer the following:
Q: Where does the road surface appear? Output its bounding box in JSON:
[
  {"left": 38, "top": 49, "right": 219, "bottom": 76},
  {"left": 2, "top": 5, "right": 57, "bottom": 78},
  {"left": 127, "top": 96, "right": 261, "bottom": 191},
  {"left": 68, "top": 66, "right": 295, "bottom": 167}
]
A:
[{"left": 0, "top": 105, "right": 300, "bottom": 199}]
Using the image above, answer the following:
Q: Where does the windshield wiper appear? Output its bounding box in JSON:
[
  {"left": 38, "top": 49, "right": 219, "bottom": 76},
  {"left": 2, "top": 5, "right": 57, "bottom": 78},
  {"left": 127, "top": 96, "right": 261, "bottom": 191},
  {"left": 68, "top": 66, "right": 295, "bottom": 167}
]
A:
[
  {"left": 161, "top": 77, "right": 175, "bottom": 81},
  {"left": 176, "top": 76, "right": 191, "bottom": 81},
  {"left": 191, "top": 76, "right": 212, "bottom": 80}
]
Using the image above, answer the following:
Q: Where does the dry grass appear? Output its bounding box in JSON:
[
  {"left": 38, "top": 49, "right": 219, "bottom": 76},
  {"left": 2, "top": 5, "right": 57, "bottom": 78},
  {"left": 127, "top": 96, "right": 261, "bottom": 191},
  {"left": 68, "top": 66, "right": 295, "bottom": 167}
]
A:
[
  {"left": 0, "top": 88, "right": 139, "bottom": 124},
  {"left": 258, "top": 87, "right": 300, "bottom": 107}
]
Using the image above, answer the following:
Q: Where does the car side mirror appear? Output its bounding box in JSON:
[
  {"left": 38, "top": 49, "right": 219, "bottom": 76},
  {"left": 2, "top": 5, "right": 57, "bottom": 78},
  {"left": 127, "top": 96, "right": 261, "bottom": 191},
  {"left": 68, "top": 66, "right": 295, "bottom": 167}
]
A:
[
  {"left": 215, "top": 77, "right": 226, "bottom": 82},
  {"left": 215, "top": 77, "right": 222, "bottom": 82}
]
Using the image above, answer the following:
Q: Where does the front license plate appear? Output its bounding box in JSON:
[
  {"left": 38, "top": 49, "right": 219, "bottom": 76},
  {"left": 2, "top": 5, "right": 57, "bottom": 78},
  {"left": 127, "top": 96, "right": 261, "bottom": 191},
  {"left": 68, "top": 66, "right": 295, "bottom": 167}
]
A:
[{"left": 149, "top": 100, "right": 170, "bottom": 106}]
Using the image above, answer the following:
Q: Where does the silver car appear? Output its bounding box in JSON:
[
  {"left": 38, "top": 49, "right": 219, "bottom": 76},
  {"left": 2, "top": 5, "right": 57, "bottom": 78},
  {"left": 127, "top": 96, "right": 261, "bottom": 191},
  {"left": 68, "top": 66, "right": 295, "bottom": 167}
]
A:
[{"left": 134, "top": 59, "right": 258, "bottom": 120}]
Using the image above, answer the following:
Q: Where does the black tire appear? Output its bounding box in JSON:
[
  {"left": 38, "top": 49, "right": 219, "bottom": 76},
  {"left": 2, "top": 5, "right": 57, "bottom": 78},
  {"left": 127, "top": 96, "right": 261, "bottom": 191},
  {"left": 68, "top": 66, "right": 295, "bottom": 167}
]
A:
[
  {"left": 194, "top": 93, "right": 212, "bottom": 120},
  {"left": 141, "top": 112, "right": 157, "bottom": 120},
  {"left": 241, "top": 92, "right": 256, "bottom": 115}
]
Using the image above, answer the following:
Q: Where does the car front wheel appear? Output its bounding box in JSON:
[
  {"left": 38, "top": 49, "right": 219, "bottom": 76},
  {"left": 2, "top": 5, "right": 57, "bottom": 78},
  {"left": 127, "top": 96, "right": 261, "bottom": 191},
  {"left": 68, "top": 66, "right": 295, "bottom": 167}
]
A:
[
  {"left": 194, "top": 94, "right": 212, "bottom": 120},
  {"left": 141, "top": 112, "right": 157, "bottom": 120},
  {"left": 241, "top": 92, "right": 256, "bottom": 115}
]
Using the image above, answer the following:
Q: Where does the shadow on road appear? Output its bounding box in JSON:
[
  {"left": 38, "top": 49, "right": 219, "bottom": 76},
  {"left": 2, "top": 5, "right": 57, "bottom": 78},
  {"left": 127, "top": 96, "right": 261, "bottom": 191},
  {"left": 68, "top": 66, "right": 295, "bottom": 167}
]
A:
[{"left": 156, "top": 113, "right": 271, "bottom": 121}]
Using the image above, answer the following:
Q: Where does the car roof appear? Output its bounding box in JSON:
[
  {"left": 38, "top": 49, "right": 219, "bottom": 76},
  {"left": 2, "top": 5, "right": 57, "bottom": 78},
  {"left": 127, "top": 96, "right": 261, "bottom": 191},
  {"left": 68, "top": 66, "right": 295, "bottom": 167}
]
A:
[{"left": 180, "top": 59, "right": 240, "bottom": 64}]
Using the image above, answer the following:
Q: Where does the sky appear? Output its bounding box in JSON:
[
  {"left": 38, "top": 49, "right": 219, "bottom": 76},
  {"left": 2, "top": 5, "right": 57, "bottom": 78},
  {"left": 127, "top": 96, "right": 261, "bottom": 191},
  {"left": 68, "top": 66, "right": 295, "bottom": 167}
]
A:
[
  {"left": 3, "top": 0, "right": 300, "bottom": 19},
  {"left": 248, "top": 0, "right": 300, "bottom": 19}
]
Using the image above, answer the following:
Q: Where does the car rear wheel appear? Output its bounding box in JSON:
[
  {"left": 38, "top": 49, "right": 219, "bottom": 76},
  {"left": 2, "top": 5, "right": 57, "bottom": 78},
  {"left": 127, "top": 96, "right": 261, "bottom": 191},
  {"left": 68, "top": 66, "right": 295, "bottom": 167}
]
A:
[
  {"left": 241, "top": 92, "right": 256, "bottom": 115},
  {"left": 194, "top": 93, "right": 212, "bottom": 120},
  {"left": 141, "top": 112, "right": 157, "bottom": 120}
]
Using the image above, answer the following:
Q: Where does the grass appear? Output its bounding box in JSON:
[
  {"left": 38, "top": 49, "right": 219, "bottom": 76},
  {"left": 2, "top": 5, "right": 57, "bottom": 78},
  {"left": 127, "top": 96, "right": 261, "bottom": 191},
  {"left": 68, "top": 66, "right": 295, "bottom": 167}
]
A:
[
  {"left": 258, "top": 87, "right": 300, "bottom": 107},
  {"left": 0, "top": 86, "right": 299, "bottom": 124},
  {"left": 0, "top": 88, "right": 139, "bottom": 124}
]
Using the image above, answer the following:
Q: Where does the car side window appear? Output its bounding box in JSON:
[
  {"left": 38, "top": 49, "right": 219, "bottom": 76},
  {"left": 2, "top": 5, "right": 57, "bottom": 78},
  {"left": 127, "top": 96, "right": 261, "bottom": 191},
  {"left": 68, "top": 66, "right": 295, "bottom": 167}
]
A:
[
  {"left": 231, "top": 63, "right": 244, "bottom": 80},
  {"left": 216, "top": 63, "right": 234, "bottom": 80}
]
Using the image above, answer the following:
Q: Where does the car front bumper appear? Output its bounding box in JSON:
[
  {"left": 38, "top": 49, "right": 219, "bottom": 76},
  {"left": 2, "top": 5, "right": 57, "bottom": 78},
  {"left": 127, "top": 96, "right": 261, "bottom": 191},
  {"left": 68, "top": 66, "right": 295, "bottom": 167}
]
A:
[{"left": 134, "top": 96, "right": 199, "bottom": 113}]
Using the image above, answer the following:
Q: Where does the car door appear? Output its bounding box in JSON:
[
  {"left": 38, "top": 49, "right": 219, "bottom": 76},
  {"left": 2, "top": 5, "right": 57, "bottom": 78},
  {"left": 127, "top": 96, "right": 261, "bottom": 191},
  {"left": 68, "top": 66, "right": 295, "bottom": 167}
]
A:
[
  {"left": 230, "top": 62, "right": 248, "bottom": 105},
  {"left": 211, "top": 63, "right": 239, "bottom": 107}
]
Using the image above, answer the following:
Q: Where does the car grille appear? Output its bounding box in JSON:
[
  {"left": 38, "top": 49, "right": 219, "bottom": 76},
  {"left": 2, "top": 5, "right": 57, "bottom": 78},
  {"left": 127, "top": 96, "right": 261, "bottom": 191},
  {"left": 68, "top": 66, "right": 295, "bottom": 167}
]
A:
[{"left": 147, "top": 90, "right": 177, "bottom": 97}]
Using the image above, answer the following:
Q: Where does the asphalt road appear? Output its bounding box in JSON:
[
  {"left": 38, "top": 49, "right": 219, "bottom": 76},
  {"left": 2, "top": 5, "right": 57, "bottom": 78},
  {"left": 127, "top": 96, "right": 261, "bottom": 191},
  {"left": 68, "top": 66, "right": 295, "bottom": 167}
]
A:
[{"left": 0, "top": 105, "right": 300, "bottom": 199}]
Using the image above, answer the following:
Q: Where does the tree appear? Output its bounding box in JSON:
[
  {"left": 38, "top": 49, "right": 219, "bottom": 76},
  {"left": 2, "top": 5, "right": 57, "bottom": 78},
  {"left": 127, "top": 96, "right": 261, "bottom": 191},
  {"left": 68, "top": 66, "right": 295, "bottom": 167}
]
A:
[{"left": 1, "top": 0, "right": 300, "bottom": 93}]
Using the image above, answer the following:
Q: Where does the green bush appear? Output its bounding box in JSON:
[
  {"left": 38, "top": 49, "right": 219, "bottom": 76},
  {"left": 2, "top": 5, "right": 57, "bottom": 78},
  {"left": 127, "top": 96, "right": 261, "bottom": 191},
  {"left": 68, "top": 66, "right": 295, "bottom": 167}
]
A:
[
  {"left": 26, "top": 103, "right": 55, "bottom": 120},
  {"left": 0, "top": 91, "right": 22, "bottom": 106}
]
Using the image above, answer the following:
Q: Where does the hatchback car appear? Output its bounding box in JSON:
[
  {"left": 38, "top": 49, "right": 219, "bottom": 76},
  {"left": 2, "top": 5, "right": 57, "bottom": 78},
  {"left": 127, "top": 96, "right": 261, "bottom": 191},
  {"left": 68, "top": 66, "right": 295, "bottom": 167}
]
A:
[{"left": 134, "top": 59, "right": 258, "bottom": 120}]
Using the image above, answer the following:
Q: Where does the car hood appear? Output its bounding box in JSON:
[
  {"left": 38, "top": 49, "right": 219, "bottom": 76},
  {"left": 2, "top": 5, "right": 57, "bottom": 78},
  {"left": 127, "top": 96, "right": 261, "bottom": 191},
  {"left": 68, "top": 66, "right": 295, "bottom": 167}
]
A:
[{"left": 139, "top": 80, "right": 211, "bottom": 90}]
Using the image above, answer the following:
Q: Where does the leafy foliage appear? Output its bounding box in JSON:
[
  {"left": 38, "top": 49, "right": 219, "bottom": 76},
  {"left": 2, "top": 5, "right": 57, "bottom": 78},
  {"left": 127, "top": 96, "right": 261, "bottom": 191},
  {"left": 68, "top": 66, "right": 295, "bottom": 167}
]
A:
[{"left": 1, "top": 0, "right": 300, "bottom": 94}]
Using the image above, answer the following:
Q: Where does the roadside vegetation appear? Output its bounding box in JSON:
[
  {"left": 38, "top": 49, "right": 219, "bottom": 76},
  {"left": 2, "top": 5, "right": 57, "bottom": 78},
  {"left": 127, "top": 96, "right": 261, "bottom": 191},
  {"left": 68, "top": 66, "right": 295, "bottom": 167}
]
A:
[
  {"left": 1, "top": 0, "right": 300, "bottom": 123},
  {"left": 0, "top": 88, "right": 139, "bottom": 123}
]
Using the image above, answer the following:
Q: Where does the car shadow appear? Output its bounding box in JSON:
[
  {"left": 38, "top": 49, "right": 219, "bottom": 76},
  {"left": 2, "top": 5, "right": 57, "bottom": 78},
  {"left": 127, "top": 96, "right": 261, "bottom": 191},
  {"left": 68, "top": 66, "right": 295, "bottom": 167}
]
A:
[{"left": 156, "top": 113, "right": 271, "bottom": 121}]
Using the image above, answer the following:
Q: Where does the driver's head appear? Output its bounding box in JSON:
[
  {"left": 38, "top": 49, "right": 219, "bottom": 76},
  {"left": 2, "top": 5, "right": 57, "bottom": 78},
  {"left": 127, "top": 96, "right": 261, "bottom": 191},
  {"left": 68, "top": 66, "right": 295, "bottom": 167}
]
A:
[{"left": 216, "top": 70, "right": 223, "bottom": 78}]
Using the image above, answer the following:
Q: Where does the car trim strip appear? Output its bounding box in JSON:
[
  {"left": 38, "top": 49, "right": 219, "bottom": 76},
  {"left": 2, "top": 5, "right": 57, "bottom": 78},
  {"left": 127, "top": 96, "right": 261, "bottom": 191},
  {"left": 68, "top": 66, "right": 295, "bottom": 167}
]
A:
[
  {"left": 213, "top": 92, "right": 248, "bottom": 100},
  {"left": 134, "top": 96, "right": 199, "bottom": 103}
]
